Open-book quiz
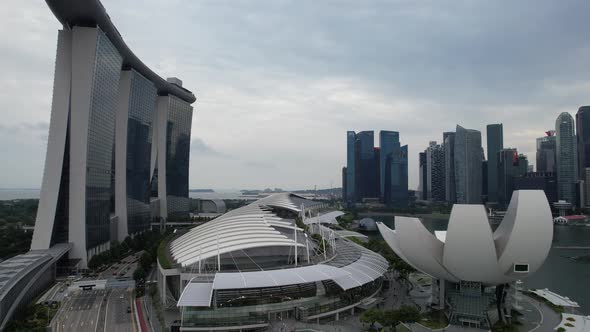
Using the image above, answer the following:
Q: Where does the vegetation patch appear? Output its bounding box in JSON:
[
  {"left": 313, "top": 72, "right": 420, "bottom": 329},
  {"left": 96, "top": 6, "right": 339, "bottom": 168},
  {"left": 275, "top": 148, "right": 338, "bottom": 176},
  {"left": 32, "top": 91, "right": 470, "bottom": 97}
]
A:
[
  {"left": 418, "top": 310, "right": 448, "bottom": 329},
  {"left": 5, "top": 302, "right": 57, "bottom": 332}
]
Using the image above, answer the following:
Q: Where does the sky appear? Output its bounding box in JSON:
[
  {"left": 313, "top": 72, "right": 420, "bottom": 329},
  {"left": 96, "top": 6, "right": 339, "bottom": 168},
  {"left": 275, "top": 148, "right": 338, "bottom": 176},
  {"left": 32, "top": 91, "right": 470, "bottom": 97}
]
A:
[{"left": 1, "top": 1, "right": 590, "bottom": 190}]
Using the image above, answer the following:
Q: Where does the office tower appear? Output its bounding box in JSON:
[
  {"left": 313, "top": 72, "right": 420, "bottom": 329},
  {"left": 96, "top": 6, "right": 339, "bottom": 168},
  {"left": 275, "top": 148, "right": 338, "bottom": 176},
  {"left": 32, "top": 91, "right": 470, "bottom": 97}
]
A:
[
  {"left": 454, "top": 125, "right": 483, "bottom": 204},
  {"left": 513, "top": 172, "right": 557, "bottom": 204},
  {"left": 576, "top": 106, "right": 590, "bottom": 180},
  {"left": 345, "top": 131, "right": 380, "bottom": 203},
  {"left": 497, "top": 148, "right": 520, "bottom": 207},
  {"left": 555, "top": 112, "right": 577, "bottom": 205},
  {"left": 517, "top": 154, "right": 528, "bottom": 177},
  {"left": 380, "top": 131, "right": 409, "bottom": 206},
  {"left": 342, "top": 167, "right": 347, "bottom": 201},
  {"left": 536, "top": 131, "right": 557, "bottom": 172},
  {"left": 444, "top": 132, "right": 456, "bottom": 203},
  {"left": 482, "top": 160, "right": 488, "bottom": 203},
  {"left": 419, "top": 152, "right": 428, "bottom": 200},
  {"left": 357, "top": 131, "right": 379, "bottom": 199},
  {"left": 346, "top": 131, "right": 357, "bottom": 203},
  {"left": 486, "top": 124, "right": 504, "bottom": 203},
  {"left": 374, "top": 147, "right": 381, "bottom": 198},
  {"left": 426, "top": 142, "right": 445, "bottom": 202},
  {"left": 31, "top": 14, "right": 196, "bottom": 267}
]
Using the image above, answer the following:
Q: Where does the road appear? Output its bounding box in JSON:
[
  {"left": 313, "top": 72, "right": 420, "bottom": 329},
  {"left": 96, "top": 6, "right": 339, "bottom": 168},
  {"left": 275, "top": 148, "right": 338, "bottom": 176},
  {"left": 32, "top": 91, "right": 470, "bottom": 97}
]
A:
[
  {"left": 52, "top": 288, "right": 136, "bottom": 332},
  {"left": 98, "top": 252, "right": 141, "bottom": 279},
  {"left": 52, "top": 289, "right": 106, "bottom": 332}
]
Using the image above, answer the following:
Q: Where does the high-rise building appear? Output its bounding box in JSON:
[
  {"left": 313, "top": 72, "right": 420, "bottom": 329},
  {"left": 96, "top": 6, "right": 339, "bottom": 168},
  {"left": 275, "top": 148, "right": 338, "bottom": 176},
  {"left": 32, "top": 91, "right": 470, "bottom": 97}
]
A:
[
  {"left": 342, "top": 167, "right": 347, "bottom": 201},
  {"left": 486, "top": 124, "right": 503, "bottom": 203},
  {"left": 419, "top": 152, "right": 428, "bottom": 200},
  {"left": 576, "top": 106, "right": 590, "bottom": 181},
  {"left": 444, "top": 132, "right": 456, "bottom": 203},
  {"left": 517, "top": 154, "right": 529, "bottom": 177},
  {"left": 357, "top": 131, "right": 379, "bottom": 199},
  {"left": 513, "top": 172, "right": 557, "bottom": 204},
  {"left": 31, "top": 8, "right": 196, "bottom": 268},
  {"left": 536, "top": 131, "right": 557, "bottom": 172},
  {"left": 115, "top": 69, "right": 157, "bottom": 241},
  {"left": 555, "top": 112, "right": 577, "bottom": 205},
  {"left": 497, "top": 148, "right": 520, "bottom": 207},
  {"left": 380, "top": 131, "right": 408, "bottom": 206},
  {"left": 482, "top": 160, "right": 488, "bottom": 203},
  {"left": 346, "top": 131, "right": 378, "bottom": 203},
  {"left": 454, "top": 125, "right": 483, "bottom": 204},
  {"left": 426, "top": 142, "right": 445, "bottom": 202},
  {"left": 346, "top": 131, "right": 357, "bottom": 203}
]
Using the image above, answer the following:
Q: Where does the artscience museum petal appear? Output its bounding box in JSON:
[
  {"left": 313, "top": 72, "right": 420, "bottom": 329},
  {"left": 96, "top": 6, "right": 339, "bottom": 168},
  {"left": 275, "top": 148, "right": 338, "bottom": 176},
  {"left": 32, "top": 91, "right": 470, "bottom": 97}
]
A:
[{"left": 377, "top": 190, "right": 553, "bottom": 328}]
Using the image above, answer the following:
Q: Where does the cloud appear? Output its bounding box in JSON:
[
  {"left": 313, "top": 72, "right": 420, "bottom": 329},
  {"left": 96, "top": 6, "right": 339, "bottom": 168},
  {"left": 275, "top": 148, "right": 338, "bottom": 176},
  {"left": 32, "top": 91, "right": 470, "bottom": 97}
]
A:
[
  {"left": 190, "top": 138, "right": 231, "bottom": 159},
  {"left": 2, "top": 0, "right": 590, "bottom": 190}
]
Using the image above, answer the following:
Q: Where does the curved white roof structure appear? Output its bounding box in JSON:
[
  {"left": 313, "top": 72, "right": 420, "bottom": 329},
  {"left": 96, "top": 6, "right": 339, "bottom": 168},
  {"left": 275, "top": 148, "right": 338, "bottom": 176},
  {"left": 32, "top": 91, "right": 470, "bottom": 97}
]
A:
[
  {"left": 377, "top": 190, "right": 553, "bottom": 285},
  {"left": 171, "top": 193, "right": 322, "bottom": 267}
]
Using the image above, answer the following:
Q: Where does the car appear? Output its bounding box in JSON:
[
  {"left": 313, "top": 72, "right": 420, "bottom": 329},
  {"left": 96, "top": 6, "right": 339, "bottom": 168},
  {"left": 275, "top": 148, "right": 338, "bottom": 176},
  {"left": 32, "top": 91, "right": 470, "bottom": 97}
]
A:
[{"left": 126, "top": 306, "right": 131, "bottom": 313}]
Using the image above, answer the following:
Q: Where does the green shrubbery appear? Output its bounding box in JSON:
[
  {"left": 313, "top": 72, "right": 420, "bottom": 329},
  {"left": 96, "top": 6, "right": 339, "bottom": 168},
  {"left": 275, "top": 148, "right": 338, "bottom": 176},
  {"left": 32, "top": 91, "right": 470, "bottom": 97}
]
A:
[{"left": 360, "top": 305, "right": 420, "bottom": 329}]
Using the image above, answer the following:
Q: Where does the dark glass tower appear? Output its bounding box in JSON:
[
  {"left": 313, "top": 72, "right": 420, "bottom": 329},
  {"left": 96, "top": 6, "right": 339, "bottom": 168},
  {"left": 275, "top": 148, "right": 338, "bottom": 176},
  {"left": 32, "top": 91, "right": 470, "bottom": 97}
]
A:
[
  {"left": 346, "top": 131, "right": 357, "bottom": 204},
  {"left": 486, "top": 124, "right": 503, "bottom": 203},
  {"left": 556, "top": 112, "right": 577, "bottom": 204},
  {"left": 380, "top": 131, "right": 408, "bottom": 207},
  {"left": 576, "top": 106, "right": 590, "bottom": 181}
]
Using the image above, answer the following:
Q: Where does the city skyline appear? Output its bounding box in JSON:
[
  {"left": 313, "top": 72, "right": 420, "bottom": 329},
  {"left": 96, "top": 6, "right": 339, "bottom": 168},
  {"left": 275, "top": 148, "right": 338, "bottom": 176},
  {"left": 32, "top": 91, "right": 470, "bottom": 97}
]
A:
[{"left": 2, "top": 1, "right": 590, "bottom": 190}]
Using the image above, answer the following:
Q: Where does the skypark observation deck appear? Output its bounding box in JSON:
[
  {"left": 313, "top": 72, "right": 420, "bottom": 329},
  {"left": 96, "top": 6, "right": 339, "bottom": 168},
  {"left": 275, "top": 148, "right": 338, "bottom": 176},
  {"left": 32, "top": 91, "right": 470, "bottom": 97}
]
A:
[
  {"left": 45, "top": 0, "right": 196, "bottom": 104},
  {"left": 157, "top": 193, "right": 388, "bottom": 331}
]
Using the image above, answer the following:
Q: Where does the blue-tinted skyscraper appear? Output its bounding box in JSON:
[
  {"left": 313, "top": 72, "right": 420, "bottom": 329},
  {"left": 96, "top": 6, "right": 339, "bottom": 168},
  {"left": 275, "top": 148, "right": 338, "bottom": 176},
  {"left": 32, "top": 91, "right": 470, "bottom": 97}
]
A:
[
  {"left": 454, "top": 125, "right": 483, "bottom": 204},
  {"left": 486, "top": 124, "right": 503, "bottom": 203},
  {"left": 357, "top": 131, "right": 379, "bottom": 199},
  {"left": 576, "top": 106, "right": 590, "bottom": 180},
  {"left": 444, "top": 132, "right": 456, "bottom": 203},
  {"left": 346, "top": 131, "right": 357, "bottom": 203},
  {"left": 380, "top": 131, "right": 408, "bottom": 206},
  {"left": 556, "top": 112, "right": 577, "bottom": 204}
]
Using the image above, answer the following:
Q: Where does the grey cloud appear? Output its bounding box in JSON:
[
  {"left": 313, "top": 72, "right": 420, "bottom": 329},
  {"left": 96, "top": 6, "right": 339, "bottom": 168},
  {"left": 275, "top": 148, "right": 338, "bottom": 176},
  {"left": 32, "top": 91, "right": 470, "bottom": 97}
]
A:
[{"left": 190, "top": 138, "right": 231, "bottom": 159}]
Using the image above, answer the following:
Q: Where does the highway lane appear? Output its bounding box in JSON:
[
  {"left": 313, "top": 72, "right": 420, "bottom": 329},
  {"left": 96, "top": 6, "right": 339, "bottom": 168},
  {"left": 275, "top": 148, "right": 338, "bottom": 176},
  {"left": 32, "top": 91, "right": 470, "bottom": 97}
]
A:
[
  {"left": 104, "top": 288, "right": 135, "bottom": 332},
  {"left": 54, "top": 289, "right": 107, "bottom": 332}
]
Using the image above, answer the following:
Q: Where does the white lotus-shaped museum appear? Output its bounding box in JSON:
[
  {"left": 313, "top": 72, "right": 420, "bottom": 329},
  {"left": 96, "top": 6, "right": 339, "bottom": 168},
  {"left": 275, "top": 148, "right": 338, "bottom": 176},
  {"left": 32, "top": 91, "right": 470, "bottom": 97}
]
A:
[{"left": 377, "top": 190, "right": 553, "bottom": 285}]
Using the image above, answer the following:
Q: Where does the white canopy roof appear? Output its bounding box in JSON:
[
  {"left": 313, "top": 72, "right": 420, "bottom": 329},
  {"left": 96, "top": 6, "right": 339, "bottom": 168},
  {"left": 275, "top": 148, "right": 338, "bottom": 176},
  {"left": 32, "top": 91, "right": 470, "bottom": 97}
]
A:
[{"left": 303, "top": 211, "right": 345, "bottom": 225}]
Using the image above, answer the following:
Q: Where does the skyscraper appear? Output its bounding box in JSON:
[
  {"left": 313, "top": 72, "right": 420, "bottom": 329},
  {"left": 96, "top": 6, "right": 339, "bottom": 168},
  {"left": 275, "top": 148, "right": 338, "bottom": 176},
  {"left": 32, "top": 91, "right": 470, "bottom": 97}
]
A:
[
  {"left": 115, "top": 69, "right": 157, "bottom": 241},
  {"left": 536, "top": 131, "right": 556, "bottom": 172},
  {"left": 346, "top": 131, "right": 357, "bottom": 203},
  {"left": 486, "top": 124, "right": 503, "bottom": 203},
  {"left": 357, "top": 131, "right": 379, "bottom": 199},
  {"left": 419, "top": 152, "right": 428, "bottom": 200},
  {"left": 497, "top": 148, "right": 519, "bottom": 207},
  {"left": 517, "top": 154, "right": 529, "bottom": 177},
  {"left": 444, "top": 132, "right": 456, "bottom": 203},
  {"left": 30, "top": 8, "right": 196, "bottom": 268},
  {"left": 426, "top": 142, "right": 445, "bottom": 202},
  {"left": 555, "top": 112, "right": 577, "bottom": 204},
  {"left": 576, "top": 106, "right": 590, "bottom": 180},
  {"left": 454, "top": 125, "right": 483, "bottom": 204},
  {"left": 345, "top": 131, "right": 381, "bottom": 203},
  {"left": 380, "top": 131, "right": 408, "bottom": 206}
]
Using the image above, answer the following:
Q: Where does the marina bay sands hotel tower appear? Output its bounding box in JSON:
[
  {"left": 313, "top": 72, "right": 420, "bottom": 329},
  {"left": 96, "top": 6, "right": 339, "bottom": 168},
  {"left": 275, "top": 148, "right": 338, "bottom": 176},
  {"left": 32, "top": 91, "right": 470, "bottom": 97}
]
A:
[{"left": 31, "top": 0, "right": 197, "bottom": 268}]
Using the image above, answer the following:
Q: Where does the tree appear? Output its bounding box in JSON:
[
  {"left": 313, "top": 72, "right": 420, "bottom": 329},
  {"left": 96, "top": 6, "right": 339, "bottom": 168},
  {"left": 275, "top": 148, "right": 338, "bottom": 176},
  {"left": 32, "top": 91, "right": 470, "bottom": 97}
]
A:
[
  {"left": 133, "top": 266, "right": 146, "bottom": 282},
  {"left": 139, "top": 251, "right": 153, "bottom": 269},
  {"left": 360, "top": 308, "right": 383, "bottom": 327},
  {"left": 396, "top": 305, "right": 420, "bottom": 323}
]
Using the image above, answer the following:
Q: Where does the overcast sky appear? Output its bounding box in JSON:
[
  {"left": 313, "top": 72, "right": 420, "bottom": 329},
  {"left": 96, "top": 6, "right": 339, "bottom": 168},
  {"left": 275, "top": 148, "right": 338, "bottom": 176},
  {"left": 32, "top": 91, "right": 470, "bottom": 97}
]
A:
[{"left": 1, "top": 1, "right": 589, "bottom": 190}]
